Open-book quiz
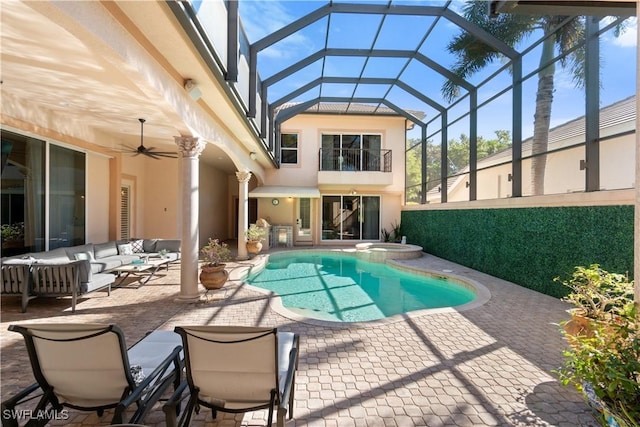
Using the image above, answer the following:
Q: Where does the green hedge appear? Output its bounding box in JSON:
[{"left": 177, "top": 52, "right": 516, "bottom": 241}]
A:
[{"left": 401, "top": 205, "right": 634, "bottom": 298}]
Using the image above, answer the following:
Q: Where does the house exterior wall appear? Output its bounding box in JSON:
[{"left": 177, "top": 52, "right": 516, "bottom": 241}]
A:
[
  {"left": 255, "top": 113, "right": 407, "bottom": 244},
  {"left": 199, "top": 163, "right": 230, "bottom": 243},
  {"left": 446, "top": 133, "right": 635, "bottom": 202},
  {"left": 86, "top": 153, "right": 110, "bottom": 243},
  {"left": 443, "top": 100, "right": 635, "bottom": 202}
]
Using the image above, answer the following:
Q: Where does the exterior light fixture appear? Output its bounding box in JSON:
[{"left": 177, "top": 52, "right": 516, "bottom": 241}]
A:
[
  {"left": 250, "top": 152, "right": 257, "bottom": 160},
  {"left": 184, "top": 79, "right": 202, "bottom": 100}
]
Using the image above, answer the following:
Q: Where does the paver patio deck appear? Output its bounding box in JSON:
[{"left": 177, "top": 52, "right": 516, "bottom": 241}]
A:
[{"left": 0, "top": 250, "right": 598, "bottom": 426}]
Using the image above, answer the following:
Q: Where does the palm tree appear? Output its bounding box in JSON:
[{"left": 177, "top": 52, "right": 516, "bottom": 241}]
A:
[{"left": 442, "top": 1, "right": 584, "bottom": 196}]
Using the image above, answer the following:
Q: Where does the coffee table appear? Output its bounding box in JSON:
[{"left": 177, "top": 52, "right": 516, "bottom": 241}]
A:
[{"left": 110, "top": 258, "right": 171, "bottom": 287}]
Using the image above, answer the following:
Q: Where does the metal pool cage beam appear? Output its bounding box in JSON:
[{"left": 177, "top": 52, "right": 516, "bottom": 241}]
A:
[{"left": 249, "top": 1, "right": 521, "bottom": 201}]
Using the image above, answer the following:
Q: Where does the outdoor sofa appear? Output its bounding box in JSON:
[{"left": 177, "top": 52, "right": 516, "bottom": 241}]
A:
[{"left": 0, "top": 238, "right": 181, "bottom": 312}]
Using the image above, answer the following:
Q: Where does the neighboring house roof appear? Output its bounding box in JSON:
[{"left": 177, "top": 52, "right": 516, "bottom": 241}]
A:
[
  {"left": 276, "top": 102, "right": 426, "bottom": 124},
  {"left": 427, "top": 95, "right": 636, "bottom": 195},
  {"left": 483, "top": 95, "right": 636, "bottom": 166}
]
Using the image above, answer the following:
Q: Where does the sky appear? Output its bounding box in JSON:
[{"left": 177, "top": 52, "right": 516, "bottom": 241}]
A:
[{"left": 230, "top": 0, "right": 637, "bottom": 142}]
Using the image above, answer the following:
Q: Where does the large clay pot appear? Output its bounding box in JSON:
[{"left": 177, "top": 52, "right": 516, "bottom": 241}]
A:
[
  {"left": 246, "top": 240, "right": 263, "bottom": 255},
  {"left": 563, "top": 309, "right": 621, "bottom": 347},
  {"left": 199, "top": 264, "right": 228, "bottom": 290}
]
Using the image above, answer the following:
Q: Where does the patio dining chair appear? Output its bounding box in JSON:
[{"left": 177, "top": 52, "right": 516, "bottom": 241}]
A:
[
  {"left": 1, "top": 323, "right": 183, "bottom": 427},
  {"left": 163, "top": 326, "right": 300, "bottom": 427}
]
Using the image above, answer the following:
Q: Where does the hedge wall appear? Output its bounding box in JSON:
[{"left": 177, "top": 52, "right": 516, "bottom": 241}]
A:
[{"left": 401, "top": 205, "right": 634, "bottom": 298}]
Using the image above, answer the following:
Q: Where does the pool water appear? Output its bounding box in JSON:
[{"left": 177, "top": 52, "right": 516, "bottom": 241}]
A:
[{"left": 246, "top": 252, "right": 476, "bottom": 322}]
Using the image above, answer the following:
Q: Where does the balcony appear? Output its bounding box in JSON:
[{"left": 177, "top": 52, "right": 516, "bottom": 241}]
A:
[{"left": 318, "top": 148, "right": 393, "bottom": 186}]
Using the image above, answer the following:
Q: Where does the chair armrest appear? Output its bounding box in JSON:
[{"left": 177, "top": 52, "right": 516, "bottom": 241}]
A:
[
  {"left": 117, "top": 345, "right": 183, "bottom": 424},
  {"left": 279, "top": 347, "right": 298, "bottom": 412}
]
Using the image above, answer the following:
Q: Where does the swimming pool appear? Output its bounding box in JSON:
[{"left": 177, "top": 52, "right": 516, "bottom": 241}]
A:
[{"left": 246, "top": 251, "right": 479, "bottom": 323}]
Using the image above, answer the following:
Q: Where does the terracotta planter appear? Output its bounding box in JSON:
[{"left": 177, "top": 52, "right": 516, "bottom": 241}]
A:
[
  {"left": 246, "top": 240, "right": 263, "bottom": 255},
  {"left": 563, "top": 309, "right": 623, "bottom": 347},
  {"left": 199, "top": 264, "right": 228, "bottom": 290}
]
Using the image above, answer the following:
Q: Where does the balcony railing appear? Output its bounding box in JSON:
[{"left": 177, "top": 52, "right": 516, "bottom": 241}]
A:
[{"left": 319, "top": 148, "right": 392, "bottom": 172}]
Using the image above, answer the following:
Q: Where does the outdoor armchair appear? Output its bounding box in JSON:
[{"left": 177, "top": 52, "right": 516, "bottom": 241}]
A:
[
  {"left": 1, "top": 323, "right": 183, "bottom": 427},
  {"left": 163, "top": 326, "right": 300, "bottom": 427}
]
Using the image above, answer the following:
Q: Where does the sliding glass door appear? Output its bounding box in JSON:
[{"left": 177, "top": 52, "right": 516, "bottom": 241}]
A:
[
  {"left": 49, "top": 145, "right": 86, "bottom": 249},
  {"left": 1, "top": 130, "right": 85, "bottom": 255},
  {"left": 321, "top": 195, "right": 380, "bottom": 241}
]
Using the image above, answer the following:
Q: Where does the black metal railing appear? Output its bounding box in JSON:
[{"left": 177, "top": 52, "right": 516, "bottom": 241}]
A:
[{"left": 319, "top": 148, "right": 392, "bottom": 172}]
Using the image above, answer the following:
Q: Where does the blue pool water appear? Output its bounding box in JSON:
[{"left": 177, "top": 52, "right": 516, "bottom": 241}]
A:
[{"left": 246, "top": 252, "right": 476, "bottom": 322}]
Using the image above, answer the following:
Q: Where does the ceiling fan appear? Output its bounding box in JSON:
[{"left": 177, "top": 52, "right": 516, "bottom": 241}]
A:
[{"left": 122, "top": 118, "right": 178, "bottom": 159}]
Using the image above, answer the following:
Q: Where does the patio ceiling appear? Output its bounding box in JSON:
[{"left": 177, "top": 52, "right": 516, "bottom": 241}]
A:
[{"left": 0, "top": 1, "right": 255, "bottom": 173}]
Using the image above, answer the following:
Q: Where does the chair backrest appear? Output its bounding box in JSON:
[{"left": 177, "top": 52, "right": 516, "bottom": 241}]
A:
[
  {"left": 9, "top": 323, "right": 134, "bottom": 408},
  {"left": 175, "top": 326, "right": 278, "bottom": 407}
]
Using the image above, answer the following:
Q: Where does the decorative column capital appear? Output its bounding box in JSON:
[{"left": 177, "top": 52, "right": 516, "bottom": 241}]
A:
[
  {"left": 175, "top": 136, "right": 206, "bottom": 158},
  {"left": 236, "top": 170, "right": 252, "bottom": 183}
]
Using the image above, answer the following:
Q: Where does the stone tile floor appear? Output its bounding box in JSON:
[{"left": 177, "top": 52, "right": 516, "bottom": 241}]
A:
[{"left": 0, "top": 250, "right": 598, "bottom": 426}]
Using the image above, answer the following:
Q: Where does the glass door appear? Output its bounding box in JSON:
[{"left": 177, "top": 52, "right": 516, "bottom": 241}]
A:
[{"left": 295, "top": 198, "right": 312, "bottom": 245}]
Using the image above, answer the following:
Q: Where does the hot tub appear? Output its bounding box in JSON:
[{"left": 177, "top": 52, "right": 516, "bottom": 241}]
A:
[{"left": 354, "top": 242, "right": 423, "bottom": 262}]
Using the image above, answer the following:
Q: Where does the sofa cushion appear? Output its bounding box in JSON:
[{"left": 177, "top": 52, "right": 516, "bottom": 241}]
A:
[
  {"left": 130, "top": 239, "right": 144, "bottom": 253},
  {"left": 117, "top": 243, "right": 134, "bottom": 255},
  {"left": 32, "top": 248, "right": 69, "bottom": 262},
  {"left": 1, "top": 256, "right": 36, "bottom": 265},
  {"left": 94, "top": 241, "right": 118, "bottom": 259},
  {"left": 155, "top": 240, "right": 180, "bottom": 253},
  {"left": 91, "top": 256, "right": 124, "bottom": 272},
  {"left": 65, "top": 244, "right": 94, "bottom": 261},
  {"left": 68, "top": 259, "right": 93, "bottom": 284},
  {"left": 81, "top": 273, "right": 114, "bottom": 294},
  {"left": 73, "top": 251, "right": 95, "bottom": 261},
  {"left": 142, "top": 239, "right": 158, "bottom": 253}
]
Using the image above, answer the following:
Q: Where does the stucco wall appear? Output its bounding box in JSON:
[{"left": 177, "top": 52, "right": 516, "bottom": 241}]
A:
[
  {"left": 86, "top": 153, "right": 110, "bottom": 243},
  {"left": 272, "top": 114, "right": 407, "bottom": 193},
  {"left": 200, "top": 163, "right": 229, "bottom": 243},
  {"left": 141, "top": 157, "right": 179, "bottom": 238}
]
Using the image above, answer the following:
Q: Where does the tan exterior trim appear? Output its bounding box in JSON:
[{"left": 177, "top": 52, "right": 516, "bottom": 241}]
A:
[{"left": 403, "top": 189, "right": 634, "bottom": 211}]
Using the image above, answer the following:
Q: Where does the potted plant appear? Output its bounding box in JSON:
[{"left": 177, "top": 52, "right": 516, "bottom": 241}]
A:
[
  {"left": 555, "top": 264, "right": 639, "bottom": 426},
  {"left": 199, "top": 238, "right": 231, "bottom": 290},
  {"left": 245, "top": 224, "right": 267, "bottom": 255},
  {"left": 556, "top": 264, "right": 635, "bottom": 338},
  {"left": 1, "top": 222, "right": 24, "bottom": 249}
]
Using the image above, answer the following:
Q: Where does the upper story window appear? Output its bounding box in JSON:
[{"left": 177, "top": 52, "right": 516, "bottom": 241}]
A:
[{"left": 280, "top": 133, "right": 298, "bottom": 165}]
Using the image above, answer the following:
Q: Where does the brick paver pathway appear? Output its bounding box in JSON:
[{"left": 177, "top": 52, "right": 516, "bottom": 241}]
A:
[{"left": 0, "top": 251, "right": 597, "bottom": 426}]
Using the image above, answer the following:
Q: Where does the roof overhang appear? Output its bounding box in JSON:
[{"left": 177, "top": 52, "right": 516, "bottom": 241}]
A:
[
  {"left": 249, "top": 186, "right": 321, "bottom": 198},
  {"left": 490, "top": 1, "right": 637, "bottom": 17}
]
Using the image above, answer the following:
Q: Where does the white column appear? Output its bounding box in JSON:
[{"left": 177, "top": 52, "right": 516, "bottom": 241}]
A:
[
  {"left": 236, "top": 171, "right": 251, "bottom": 260},
  {"left": 175, "top": 136, "right": 206, "bottom": 301}
]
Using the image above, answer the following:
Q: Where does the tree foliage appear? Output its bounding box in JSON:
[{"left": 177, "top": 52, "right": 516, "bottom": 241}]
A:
[
  {"left": 406, "top": 130, "right": 511, "bottom": 202},
  {"left": 443, "top": 1, "right": 586, "bottom": 196}
]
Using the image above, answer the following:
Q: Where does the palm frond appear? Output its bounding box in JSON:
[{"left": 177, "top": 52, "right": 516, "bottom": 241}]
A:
[
  {"left": 442, "top": 0, "right": 537, "bottom": 101},
  {"left": 546, "top": 16, "right": 586, "bottom": 87}
]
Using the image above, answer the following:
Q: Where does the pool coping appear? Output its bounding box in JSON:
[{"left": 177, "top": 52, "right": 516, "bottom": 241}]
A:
[{"left": 239, "top": 249, "right": 492, "bottom": 328}]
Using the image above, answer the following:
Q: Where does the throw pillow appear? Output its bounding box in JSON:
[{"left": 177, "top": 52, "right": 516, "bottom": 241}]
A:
[
  {"left": 73, "top": 251, "right": 95, "bottom": 261},
  {"left": 130, "top": 239, "right": 144, "bottom": 253},
  {"left": 129, "top": 365, "right": 145, "bottom": 386},
  {"left": 117, "top": 243, "right": 134, "bottom": 255}
]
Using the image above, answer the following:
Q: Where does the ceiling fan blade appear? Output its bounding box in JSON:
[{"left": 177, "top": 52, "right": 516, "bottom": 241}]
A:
[{"left": 149, "top": 151, "right": 178, "bottom": 156}]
